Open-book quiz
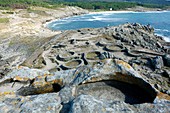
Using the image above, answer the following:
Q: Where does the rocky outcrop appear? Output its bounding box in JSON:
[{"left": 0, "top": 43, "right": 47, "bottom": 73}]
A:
[
  {"left": 0, "top": 23, "right": 170, "bottom": 112},
  {"left": 0, "top": 6, "right": 88, "bottom": 80}
]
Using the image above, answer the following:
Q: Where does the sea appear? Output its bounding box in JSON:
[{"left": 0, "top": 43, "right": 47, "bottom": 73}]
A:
[{"left": 47, "top": 11, "right": 170, "bottom": 42}]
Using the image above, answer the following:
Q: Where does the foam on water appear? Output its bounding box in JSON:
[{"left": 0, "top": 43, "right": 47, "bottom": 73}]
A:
[
  {"left": 47, "top": 11, "right": 170, "bottom": 42},
  {"left": 156, "top": 34, "right": 170, "bottom": 42}
]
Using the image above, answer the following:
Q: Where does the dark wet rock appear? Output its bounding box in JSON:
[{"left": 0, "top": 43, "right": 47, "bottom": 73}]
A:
[
  {"left": 163, "top": 69, "right": 170, "bottom": 78},
  {"left": 163, "top": 54, "right": 170, "bottom": 67},
  {"left": 0, "top": 54, "right": 2, "bottom": 60},
  {"left": 156, "top": 41, "right": 162, "bottom": 48},
  {"left": 154, "top": 84, "right": 162, "bottom": 91},
  {"left": 151, "top": 56, "right": 164, "bottom": 69}
]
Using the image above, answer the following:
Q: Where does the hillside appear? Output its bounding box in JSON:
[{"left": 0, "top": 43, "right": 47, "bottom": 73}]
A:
[
  {"left": 51, "top": 0, "right": 170, "bottom": 5},
  {"left": 1, "top": 0, "right": 170, "bottom": 11}
]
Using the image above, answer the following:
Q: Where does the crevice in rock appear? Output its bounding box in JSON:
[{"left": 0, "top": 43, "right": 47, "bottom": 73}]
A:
[
  {"left": 53, "top": 83, "right": 62, "bottom": 92},
  {"left": 60, "top": 101, "right": 72, "bottom": 113},
  {"left": 17, "top": 82, "right": 62, "bottom": 96}
]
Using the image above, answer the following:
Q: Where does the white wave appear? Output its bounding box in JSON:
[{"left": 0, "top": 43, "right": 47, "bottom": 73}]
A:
[
  {"left": 100, "top": 18, "right": 126, "bottom": 22},
  {"left": 89, "top": 11, "right": 134, "bottom": 14},
  {"left": 162, "top": 29, "right": 170, "bottom": 32},
  {"left": 155, "top": 29, "right": 170, "bottom": 32},
  {"left": 143, "top": 10, "right": 170, "bottom": 13},
  {"left": 89, "top": 10, "right": 170, "bottom": 14},
  {"left": 87, "top": 15, "right": 126, "bottom": 22},
  {"left": 126, "top": 10, "right": 170, "bottom": 14},
  {"left": 156, "top": 34, "right": 170, "bottom": 42},
  {"left": 155, "top": 29, "right": 162, "bottom": 31},
  {"left": 101, "top": 13, "right": 114, "bottom": 16}
]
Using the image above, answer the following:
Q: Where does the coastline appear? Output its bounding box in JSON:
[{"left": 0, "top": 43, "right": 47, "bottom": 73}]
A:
[
  {"left": 0, "top": 5, "right": 169, "bottom": 60},
  {"left": 89, "top": 9, "right": 170, "bottom": 15},
  {"left": 156, "top": 34, "right": 170, "bottom": 42},
  {"left": 89, "top": 10, "right": 170, "bottom": 14},
  {"left": 45, "top": 10, "right": 170, "bottom": 27},
  {"left": 45, "top": 9, "right": 170, "bottom": 43}
]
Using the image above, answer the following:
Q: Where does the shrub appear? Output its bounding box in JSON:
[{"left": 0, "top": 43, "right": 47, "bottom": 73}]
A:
[
  {"left": 10, "top": 3, "right": 28, "bottom": 9},
  {"left": 0, "top": 18, "right": 9, "bottom": 23}
]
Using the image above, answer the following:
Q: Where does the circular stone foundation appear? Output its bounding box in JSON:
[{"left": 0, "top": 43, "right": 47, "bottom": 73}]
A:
[
  {"left": 60, "top": 59, "right": 83, "bottom": 70},
  {"left": 105, "top": 45, "right": 123, "bottom": 52},
  {"left": 86, "top": 51, "right": 101, "bottom": 60},
  {"left": 56, "top": 51, "right": 75, "bottom": 62}
]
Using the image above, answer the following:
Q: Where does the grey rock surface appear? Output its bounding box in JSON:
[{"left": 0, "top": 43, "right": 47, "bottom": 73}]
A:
[
  {"left": 163, "top": 54, "right": 170, "bottom": 67},
  {"left": 0, "top": 93, "right": 62, "bottom": 113},
  {"left": 0, "top": 23, "right": 170, "bottom": 113},
  {"left": 152, "top": 56, "right": 164, "bottom": 69}
]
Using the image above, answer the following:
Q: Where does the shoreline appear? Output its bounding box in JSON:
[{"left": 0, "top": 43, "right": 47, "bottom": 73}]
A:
[
  {"left": 156, "top": 34, "right": 170, "bottom": 42},
  {"left": 45, "top": 9, "right": 170, "bottom": 43},
  {"left": 45, "top": 10, "right": 170, "bottom": 27},
  {"left": 44, "top": 5, "right": 170, "bottom": 29},
  {"left": 45, "top": 8, "right": 170, "bottom": 27},
  {"left": 89, "top": 9, "right": 170, "bottom": 14}
]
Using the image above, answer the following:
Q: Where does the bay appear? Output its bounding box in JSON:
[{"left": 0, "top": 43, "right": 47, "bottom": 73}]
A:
[{"left": 47, "top": 11, "right": 170, "bottom": 42}]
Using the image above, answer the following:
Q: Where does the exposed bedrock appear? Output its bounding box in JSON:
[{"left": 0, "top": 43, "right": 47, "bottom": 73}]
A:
[{"left": 0, "top": 23, "right": 170, "bottom": 112}]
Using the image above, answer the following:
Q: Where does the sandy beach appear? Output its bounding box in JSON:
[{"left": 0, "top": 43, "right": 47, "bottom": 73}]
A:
[{"left": 89, "top": 6, "right": 170, "bottom": 14}]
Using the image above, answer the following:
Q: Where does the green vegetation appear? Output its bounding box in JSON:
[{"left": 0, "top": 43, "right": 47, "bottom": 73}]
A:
[
  {"left": 62, "top": 2, "right": 136, "bottom": 10},
  {"left": 2, "top": 11, "right": 14, "bottom": 14},
  {"left": 55, "top": 1, "right": 169, "bottom": 10},
  {"left": 136, "top": 3, "right": 164, "bottom": 9},
  {"left": 0, "top": 18, "right": 9, "bottom": 23},
  {"left": 51, "top": 0, "right": 170, "bottom": 6},
  {"left": 0, "top": 0, "right": 67, "bottom": 10},
  {"left": 0, "top": 0, "right": 169, "bottom": 11},
  {"left": 27, "top": 8, "right": 47, "bottom": 15},
  {"left": 0, "top": 0, "right": 56, "bottom": 9}
]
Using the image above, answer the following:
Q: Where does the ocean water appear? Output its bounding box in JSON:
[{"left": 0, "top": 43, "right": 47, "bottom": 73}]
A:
[{"left": 47, "top": 11, "right": 170, "bottom": 42}]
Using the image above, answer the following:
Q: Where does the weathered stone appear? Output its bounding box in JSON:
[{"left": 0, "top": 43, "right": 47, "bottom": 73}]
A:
[
  {"left": 69, "top": 95, "right": 170, "bottom": 113},
  {"left": 151, "top": 56, "right": 164, "bottom": 69},
  {"left": 0, "top": 93, "right": 62, "bottom": 113},
  {"left": 163, "top": 54, "right": 170, "bottom": 67},
  {"left": 69, "top": 95, "right": 134, "bottom": 113},
  {"left": 0, "top": 23, "right": 170, "bottom": 112},
  {"left": 156, "top": 41, "right": 162, "bottom": 48},
  {"left": 163, "top": 69, "right": 170, "bottom": 78}
]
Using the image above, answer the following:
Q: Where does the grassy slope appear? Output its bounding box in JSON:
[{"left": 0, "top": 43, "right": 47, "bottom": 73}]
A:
[
  {"left": 0, "top": 0, "right": 170, "bottom": 11},
  {"left": 54, "top": 0, "right": 170, "bottom": 5}
]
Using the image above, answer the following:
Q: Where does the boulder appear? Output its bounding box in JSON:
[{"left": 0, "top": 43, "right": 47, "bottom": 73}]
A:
[
  {"left": 151, "top": 56, "right": 164, "bottom": 69},
  {"left": 163, "top": 54, "right": 170, "bottom": 67}
]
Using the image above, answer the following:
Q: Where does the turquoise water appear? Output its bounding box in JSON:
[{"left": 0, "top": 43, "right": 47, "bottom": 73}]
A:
[{"left": 47, "top": 11, "right": 170, "bottom": 41}]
